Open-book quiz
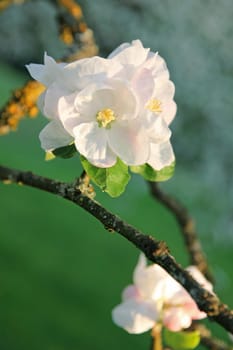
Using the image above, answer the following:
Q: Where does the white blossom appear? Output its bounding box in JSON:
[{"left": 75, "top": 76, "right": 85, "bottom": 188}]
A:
[
  {"left": 112, "top": 254, "right": 213, "bottom": 334},
  {"left": 26, "top": 40, "right": 176, "bottom": 169}
]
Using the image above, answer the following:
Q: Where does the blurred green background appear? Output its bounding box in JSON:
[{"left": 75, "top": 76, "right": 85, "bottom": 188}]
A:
[{"left": 0, "top": 1, "right": 233, "bottom": 349}]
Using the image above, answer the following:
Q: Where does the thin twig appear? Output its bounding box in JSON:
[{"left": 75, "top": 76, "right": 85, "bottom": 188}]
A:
[
  {"left": 0, "top": 164, "right": 232, "bottom": 333},
  {"left": 148, "top": 182, "right": 213, "bottom": 282},
  {"left": 194, "top": 324, "right": 233, "bottom": 350},
  {"left": 151, "top": 324, "right": 163, "bottom": 350}
]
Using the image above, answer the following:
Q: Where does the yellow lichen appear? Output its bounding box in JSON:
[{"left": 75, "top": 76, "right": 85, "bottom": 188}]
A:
[
  {"left": 60, "top": 26, "right": 74, "bottom": 45},
  {"left": 58, "top": 0, "right": 83, "bottom": 20},
  {"left": 0, "top": 81, "right": 45, "bottom": 135}
]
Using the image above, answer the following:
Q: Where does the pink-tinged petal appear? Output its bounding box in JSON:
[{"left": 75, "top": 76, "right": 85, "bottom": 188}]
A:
[
  {"left": 73, "top": 123, "right": 117, "bottom": 168},
  {"left": 112, "top": 299, "right": 157, "bottom": 334},
  {"left": 39, "top": 120, "right": 73, "bottom": 151},
  {"left": 122, "top": 285, "right": 141, "bottom": 301},
  {"left": 160, "top": 100, "right": 177, "bottom": 126},
  {"left": 131, "top": 68, "right": 155, "bottom": 106},
  {"left": 108, "top": 122, "right": 149, "bottom": 166},
  {"left": 186, "top": 266, "right": 213, "bottom": 292},
  {"left": 145, "top": 114, "right": 171, "bottom": 143},
  {"left": 26, "top": 53, "right": 64, "bottom": 87},
  {"left": 182, "top": 299, "right": 207, "bottom": 320},
  {"left": 163, "top": 307, "right": 192, "bottom": 331},
  {"left": 168, "top": 286, "right": 207, "bottom": 321},
  {"left": 109, "top": 40, "right": 149, "bottom": 67},
  {"left": 148, "top": 141, "right": 175, "bottom": 171}
]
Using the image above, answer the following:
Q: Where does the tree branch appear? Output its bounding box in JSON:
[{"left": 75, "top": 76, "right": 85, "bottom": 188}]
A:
[
  {"left": 0, "top": 164, "right": 233, "bottom": 333},
  {"left": 148, "top": 182, "right": 213, "bottom": 282}
]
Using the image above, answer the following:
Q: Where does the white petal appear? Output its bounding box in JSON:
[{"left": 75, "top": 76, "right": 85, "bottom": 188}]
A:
[
  {"left": 63, "top": 56, "right": 120, "bottom": 91},
  {"left": 43, "top": 83, "right": 68, "bottom": 120},
  {"left": 26, "top": 53, "right": 64, "bottom": 87},
  {"left": 39, "top": 120, "right": 73, "bottom": 151},
  {"left": 144, "top": 53, "right": 170, "bottom": 80},
  {"left": 74, "top": 81, "right": 138, "bottom": 122},
  {"left": 65, "top": 56, "right": 108, "bottom": 76},
  {"left": 37, "top": 91, "right": 46, "bottom": 113},
  {"left": 73, "top": 123, "right": 117, "bottom": 167},
  {"left": 162, "top": 276, "right": 186, "bottom": 301},
  {"left": 103, "top": 80, "right": 138, "bottom": 120},
  {"left": 58, "top": 92, "right": 80, "bottom": 135},
  {"left": 147, "top": 141, "right": 175, "bottom": 171},
  {"left": 160, "top": 100, "right": 177, "bottom": 126},
  {"left": 109, "top": 40, "right": 149, "bottom": 67},
  {"left": 154, "top": 79, "right": 175, "bottom": 104},
  {"left": 112, "top": 299, "right": 157, "bottom": 334},
  {"left": 145, "top": 114, "right": 171, "bottom": 143},
  {"left": 108, "top": 43, "right": 131, "bottom": 58},
  {"left": 108, "top": 122, "right": 149, "bottom": 166},
  {"left": 131, "top": 68, "right": 155, "bottom": 107},
  {"left": 133, "top": 254, "right": 169, "bottom": 301}
]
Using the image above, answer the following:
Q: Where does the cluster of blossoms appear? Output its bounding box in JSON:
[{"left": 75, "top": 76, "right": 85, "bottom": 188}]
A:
[
  {"left": 112, "top": 254, "right": 213, "bottom": 334},
  {"left": 26, "top": 40, "right": 176, "bottom": 171}
]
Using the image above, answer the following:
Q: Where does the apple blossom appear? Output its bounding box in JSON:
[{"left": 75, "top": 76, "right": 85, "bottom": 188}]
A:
[
  {"left": 26, "top": 40, "right": 176, "bottom": 170},
  {"left": 112, "top": 254, "right": 213, "bottom": 334}
]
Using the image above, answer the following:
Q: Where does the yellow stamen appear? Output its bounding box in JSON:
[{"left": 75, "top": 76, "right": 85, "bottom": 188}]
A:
[
  {"left": 146, "top": 98, "right": 162, "bottom": 113},
  {"left": 96, "top": 108, "right": 116, "bottom": 128}
]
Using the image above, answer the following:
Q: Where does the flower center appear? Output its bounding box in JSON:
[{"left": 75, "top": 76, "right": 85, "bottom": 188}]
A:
[
  {"left": 96, "top": 108, "right": 116, "bottom": 128},
  {"left": 146, "top": 98, "right": 162, "bottom": 113}
]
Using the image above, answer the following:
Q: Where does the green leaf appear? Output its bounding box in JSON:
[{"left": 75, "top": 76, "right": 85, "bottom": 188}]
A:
[
  {"left": 164, "top": 329, "right": 200, "bottom": 350},
  {"left": 80, "top": 156, "right": 131, "bottom": 197},
  {"left": 52, "top": 144, "right": 77, "bottom": 159},
  {"left": 130, "top": 161, "right": 175, "bottom": 182}
]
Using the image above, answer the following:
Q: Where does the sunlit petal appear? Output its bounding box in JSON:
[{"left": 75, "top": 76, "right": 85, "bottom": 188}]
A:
[
  {"left": 148, "top": 141, "right": 175, "bottom": 170},
  {"left": 112, "top": 299, "right": 157, "bottom": 334},
  {"left": 39, "top": 120, "right": 73, "bottom": 151}
]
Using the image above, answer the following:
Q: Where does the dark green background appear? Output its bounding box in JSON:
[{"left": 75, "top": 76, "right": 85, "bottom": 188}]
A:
[{"left": 0, "top": 62, "right": 232, "bottom": 349}]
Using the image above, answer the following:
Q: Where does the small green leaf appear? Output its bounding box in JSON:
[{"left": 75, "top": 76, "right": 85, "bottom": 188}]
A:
[
  {"left": 80, "top": 156, "right": 131, "bottom": 197},
  {"left": 130, "top": 161, "right": 175, "bottom": 182},
  {"left": 52, "top": 144, "right": 77, "bottom": 159},
  {"left": 164, "top": 328, "right": 200, "bottom": 350}
]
